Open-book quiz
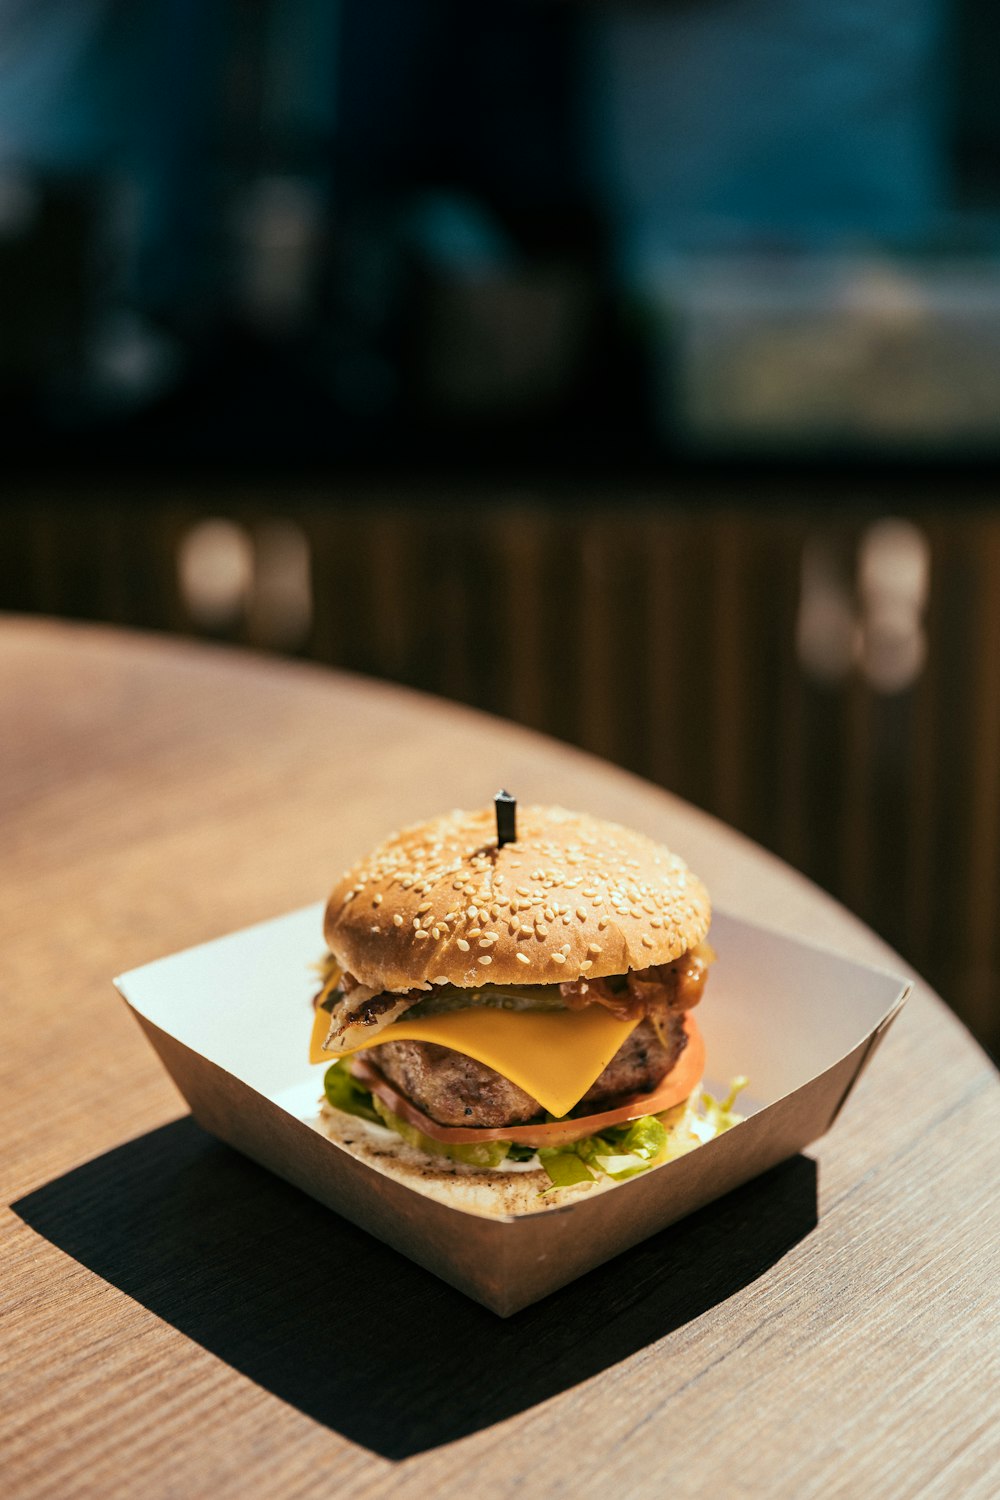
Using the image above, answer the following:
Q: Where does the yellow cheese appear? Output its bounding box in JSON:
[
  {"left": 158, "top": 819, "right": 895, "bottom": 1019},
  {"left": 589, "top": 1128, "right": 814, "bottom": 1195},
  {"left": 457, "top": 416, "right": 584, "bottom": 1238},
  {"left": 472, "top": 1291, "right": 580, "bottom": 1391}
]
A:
[{"left": 310, "top": 1002, "right": 639, "bottom": 1118}]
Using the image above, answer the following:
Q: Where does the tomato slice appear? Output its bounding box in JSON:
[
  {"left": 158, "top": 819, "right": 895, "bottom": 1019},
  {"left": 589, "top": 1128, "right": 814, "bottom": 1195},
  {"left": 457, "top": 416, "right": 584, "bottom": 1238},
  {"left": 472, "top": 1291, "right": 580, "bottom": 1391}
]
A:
[{"left": 349, "top": 1015, "right": 705, "bottom": 1148}]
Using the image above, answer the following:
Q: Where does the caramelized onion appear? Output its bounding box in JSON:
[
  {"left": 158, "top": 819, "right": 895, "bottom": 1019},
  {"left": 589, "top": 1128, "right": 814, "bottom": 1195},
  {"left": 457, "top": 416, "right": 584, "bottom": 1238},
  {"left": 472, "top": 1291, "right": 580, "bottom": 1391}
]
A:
[
  {"left": 560, "top": 941, "right": 714, "bottom": 1020},
  {"left": 322, "top": 987, "right": 415, "bottom": 1055}
]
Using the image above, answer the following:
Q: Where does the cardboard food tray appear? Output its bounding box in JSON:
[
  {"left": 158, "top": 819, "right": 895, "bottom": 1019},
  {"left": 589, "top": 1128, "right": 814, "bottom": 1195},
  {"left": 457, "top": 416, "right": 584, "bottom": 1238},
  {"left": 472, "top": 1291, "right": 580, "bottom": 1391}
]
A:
[{"left": 115, "top": 906, "right": 909, "bottom": 1317}]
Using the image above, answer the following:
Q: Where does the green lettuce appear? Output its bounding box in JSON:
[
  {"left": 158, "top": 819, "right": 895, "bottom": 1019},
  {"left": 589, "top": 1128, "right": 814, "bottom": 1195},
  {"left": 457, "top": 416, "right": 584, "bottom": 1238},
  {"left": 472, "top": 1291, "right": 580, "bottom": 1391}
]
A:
[
  {"left": 534, "top": 1081, "right": 748, "bottom": 1193},
  {"left": 370, "top": 1093, "right": 512, "bottom": 1169},
  {"left": 323, "top": 1059, "right": 748, "bottom": 1194},
  {"left": 323, "top": 1059, "right": 381, "bottom": 1123},
  {"left": 702, "top": 1075, "right": 749, "bottom": 1136}
]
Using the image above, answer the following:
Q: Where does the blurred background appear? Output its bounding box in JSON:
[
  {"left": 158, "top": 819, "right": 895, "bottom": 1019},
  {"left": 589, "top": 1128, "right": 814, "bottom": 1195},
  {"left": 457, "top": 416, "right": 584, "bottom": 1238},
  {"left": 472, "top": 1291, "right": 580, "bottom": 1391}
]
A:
[{"left": 1, "top": 0, "right": 998, "bottom": 1057}]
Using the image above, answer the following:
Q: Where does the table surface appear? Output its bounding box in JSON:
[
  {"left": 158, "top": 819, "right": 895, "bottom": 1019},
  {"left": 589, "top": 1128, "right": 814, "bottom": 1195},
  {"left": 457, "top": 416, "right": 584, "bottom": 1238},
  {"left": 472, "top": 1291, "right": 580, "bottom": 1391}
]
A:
[{"left": 3, "top": 617, "right": 998, "bottom": 1500}]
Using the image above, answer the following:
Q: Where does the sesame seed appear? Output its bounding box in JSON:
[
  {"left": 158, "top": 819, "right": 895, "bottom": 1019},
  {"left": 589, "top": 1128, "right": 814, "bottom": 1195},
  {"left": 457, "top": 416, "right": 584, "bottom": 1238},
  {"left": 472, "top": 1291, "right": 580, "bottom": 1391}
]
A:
[
  {"left": 457, "top": 939, "right": 470, "bottom": 952},
  {"left": 392, "top": 914, "right": 403, "bottom": 927},
  {"left": 588, "top": 943, "right": 603, "bottom": 956},
  {"left": 478, "top": 955, "right": 493, "bottom": 966},
  {"left": 467, "top": 906, "right": 478, "bottom": 920},
  {"left": 576, "top": 907, "right": 587, "bottom": 920},
  {"left": 516, "top": 952, "right": 530, "bottom": 965},
  {"left": 432, "top": 974, "right": 449, "bottom": 986},
  {"left": 580, "top": 960, "right": 593, "bottom": 971},
  {"left": 535, "top": 923, "right": 548, "bottom": 937},
  {"left": 561, "top": 943, "right": 571, "bottom": 954},
  {"left": 431, "top": 927, "right": 440, "bottom": 939},
  {"left": 370, "top": 925, "right": 379, "bottom": 934},
  {"left": 469, "top": 927, "right": 482, "bottom": 938},
  {"left": 642, "top": 934, "right": 653, "bottom": 947},
  {"left": 415, "top": 929, "right": 429, "bottom": 940},
  {"left": 478, "top": 936, "right": 495, "bottom": 948},
  {"left": 373, "top": 894, "right": 383, "bottom": 906},
  {"left": 598, "top": 916, "right": 609, "bottom": 929},
  {"left": 544, "top": 907, "right": 555, "bottom": 922},
  {"left": 416, "top": 901, "right": 431, "bottom": 914},
  {"left": 552, "top": 953, "right": 566, "bottom": 964}
]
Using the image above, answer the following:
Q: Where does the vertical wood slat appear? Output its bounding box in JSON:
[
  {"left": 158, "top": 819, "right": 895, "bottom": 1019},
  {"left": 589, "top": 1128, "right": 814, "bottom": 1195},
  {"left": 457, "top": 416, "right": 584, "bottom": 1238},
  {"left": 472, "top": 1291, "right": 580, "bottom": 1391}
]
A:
[
  {"left": 768, "top": 513, "right": 810, "bottom": 867},
  {"left": 962, "top": 518, "right": 1000, "bottom": 1043},
  {"left": 306, "top": 501, "right": 363, "bottom": 671},
  {"left": 576, "top": 512, "right": 623, "bottom": 766},
  {"left": 709, "top": 512, "right": 750, "bottom": 831},
  {"left": 643, "top": 507, "right": 719, "bottom": 814},
  {"left": 839, "top": 672, "right": 875, "bottom": 921},
  {"left": 903, "top": 513, "right": 947, "bottom": 976},
  {"left": 643, "top": 508, "right": 692, "bottom": 801},
  {"left": 921, "top": 522, "right": 986, "bottom": 1031},
  {"left": 492, "top": 502, "right": 549, "bottom": 733},
  {"left": 364, "top": 508, "right": 416, "bottom": 682}
]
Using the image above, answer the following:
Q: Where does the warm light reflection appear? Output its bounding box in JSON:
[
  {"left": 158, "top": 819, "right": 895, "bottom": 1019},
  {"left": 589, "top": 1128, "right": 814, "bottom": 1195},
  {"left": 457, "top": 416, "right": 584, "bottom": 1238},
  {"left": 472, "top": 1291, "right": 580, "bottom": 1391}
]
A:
[
  {"left": 856, "top": 519, "right": 930, "bottom": 693},
  {"left": 796, "top": 519, "right": 930, "bottom": 693},
  {"left": 177, "top": 519, "right": 254, "bottom": 629}
]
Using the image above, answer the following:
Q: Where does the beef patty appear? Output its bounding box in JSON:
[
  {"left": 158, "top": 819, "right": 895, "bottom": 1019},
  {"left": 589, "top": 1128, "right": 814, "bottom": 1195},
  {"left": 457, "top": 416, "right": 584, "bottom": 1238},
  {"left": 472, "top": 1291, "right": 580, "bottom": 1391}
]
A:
[{"left": 360, "top": 1011, "right": 689, "bottom": 1129}]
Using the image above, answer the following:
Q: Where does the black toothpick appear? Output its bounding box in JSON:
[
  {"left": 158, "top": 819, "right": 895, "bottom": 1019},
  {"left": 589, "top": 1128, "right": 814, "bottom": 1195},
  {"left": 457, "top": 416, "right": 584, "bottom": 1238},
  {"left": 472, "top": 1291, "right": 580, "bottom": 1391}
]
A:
[{"left": 494, "top": 789, "right": 517, "bottom": 848}]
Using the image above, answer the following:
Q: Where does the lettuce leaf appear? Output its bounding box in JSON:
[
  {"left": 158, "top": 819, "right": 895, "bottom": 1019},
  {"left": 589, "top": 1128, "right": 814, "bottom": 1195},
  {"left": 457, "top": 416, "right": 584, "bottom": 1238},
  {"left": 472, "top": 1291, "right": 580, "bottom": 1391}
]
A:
[
  {"left": 322, "top": 1060, "right": 748, "bottom": 1195},
  {"left": 536, "top": 1149, "right": 596, "bottom": 1193},
  {"left": 702, "top": 1075, "right": 749, "bottom": 1136},
  {"left": 370, "top": 1094, "right": 512, "bottom": 1169},
  {"left": 323, "top": 1059, "right": 381, "bottom": 1122}
]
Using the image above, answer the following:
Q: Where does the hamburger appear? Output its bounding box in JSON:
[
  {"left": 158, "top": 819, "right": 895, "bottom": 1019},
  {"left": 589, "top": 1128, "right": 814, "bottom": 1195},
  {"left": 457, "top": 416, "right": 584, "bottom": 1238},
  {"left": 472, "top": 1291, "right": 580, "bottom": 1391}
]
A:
[{"left": 310, "top": 802, "right": 743, "bottom": 1208}]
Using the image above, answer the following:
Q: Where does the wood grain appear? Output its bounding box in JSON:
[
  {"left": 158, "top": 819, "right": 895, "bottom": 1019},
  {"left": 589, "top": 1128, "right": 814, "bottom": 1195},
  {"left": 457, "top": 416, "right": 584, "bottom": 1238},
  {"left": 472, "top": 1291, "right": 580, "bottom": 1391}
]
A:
[{"left": 2, "top": 617, "right": 998, "bottom": 1500}]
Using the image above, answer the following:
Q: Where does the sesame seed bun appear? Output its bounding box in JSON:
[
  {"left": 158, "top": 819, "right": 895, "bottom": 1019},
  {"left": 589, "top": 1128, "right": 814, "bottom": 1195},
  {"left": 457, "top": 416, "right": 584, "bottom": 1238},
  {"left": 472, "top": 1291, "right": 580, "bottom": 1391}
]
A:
[{"left": 324, "top": 805, "right": 711, "bottom": 993}]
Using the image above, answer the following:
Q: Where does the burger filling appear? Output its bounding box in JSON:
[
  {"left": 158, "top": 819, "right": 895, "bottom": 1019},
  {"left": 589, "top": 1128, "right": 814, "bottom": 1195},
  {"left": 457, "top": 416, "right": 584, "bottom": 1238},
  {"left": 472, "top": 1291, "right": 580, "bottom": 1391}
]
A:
[
  {"left": 366, "top": 1014, "right": 688, "bottom": 1129},
  {"left": 320, "top": 941, "right": 712, "bottom": 1048},
  {"left": 315, "top": 941, "right": 713, "bottom": 1129}
]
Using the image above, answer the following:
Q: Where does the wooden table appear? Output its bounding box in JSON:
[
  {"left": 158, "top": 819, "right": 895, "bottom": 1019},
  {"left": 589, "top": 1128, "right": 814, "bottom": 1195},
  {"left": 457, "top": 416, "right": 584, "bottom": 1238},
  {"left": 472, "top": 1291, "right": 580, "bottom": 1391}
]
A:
[{"left": 3, "top": 617, "right": 998, "bottom": 1500}]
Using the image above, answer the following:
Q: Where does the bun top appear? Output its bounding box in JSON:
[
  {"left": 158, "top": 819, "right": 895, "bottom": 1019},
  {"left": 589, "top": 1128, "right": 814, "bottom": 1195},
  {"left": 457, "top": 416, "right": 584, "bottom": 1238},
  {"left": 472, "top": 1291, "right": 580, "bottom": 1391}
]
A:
[{"left": 324, "top": 804, "right": 710, "bottom": 992}]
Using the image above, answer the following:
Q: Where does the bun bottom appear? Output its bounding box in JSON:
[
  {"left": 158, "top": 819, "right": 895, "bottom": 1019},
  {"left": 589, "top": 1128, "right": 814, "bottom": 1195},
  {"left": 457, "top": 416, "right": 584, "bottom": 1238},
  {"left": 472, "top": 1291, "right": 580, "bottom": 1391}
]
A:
[
  {"left": 311, "top": 1085, "right": 705, "bottom": 1219},
  {"left": 312, "top": 1101, "right": 564, "bottom": 1217}
]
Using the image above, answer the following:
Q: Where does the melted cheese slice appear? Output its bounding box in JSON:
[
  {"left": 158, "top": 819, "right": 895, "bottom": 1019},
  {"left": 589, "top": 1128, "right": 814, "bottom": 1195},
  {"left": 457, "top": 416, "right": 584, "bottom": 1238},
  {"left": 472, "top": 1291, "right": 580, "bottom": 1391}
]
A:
[{"left": 309, "top": 1002, "right": 640, "bottom": 1119}]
